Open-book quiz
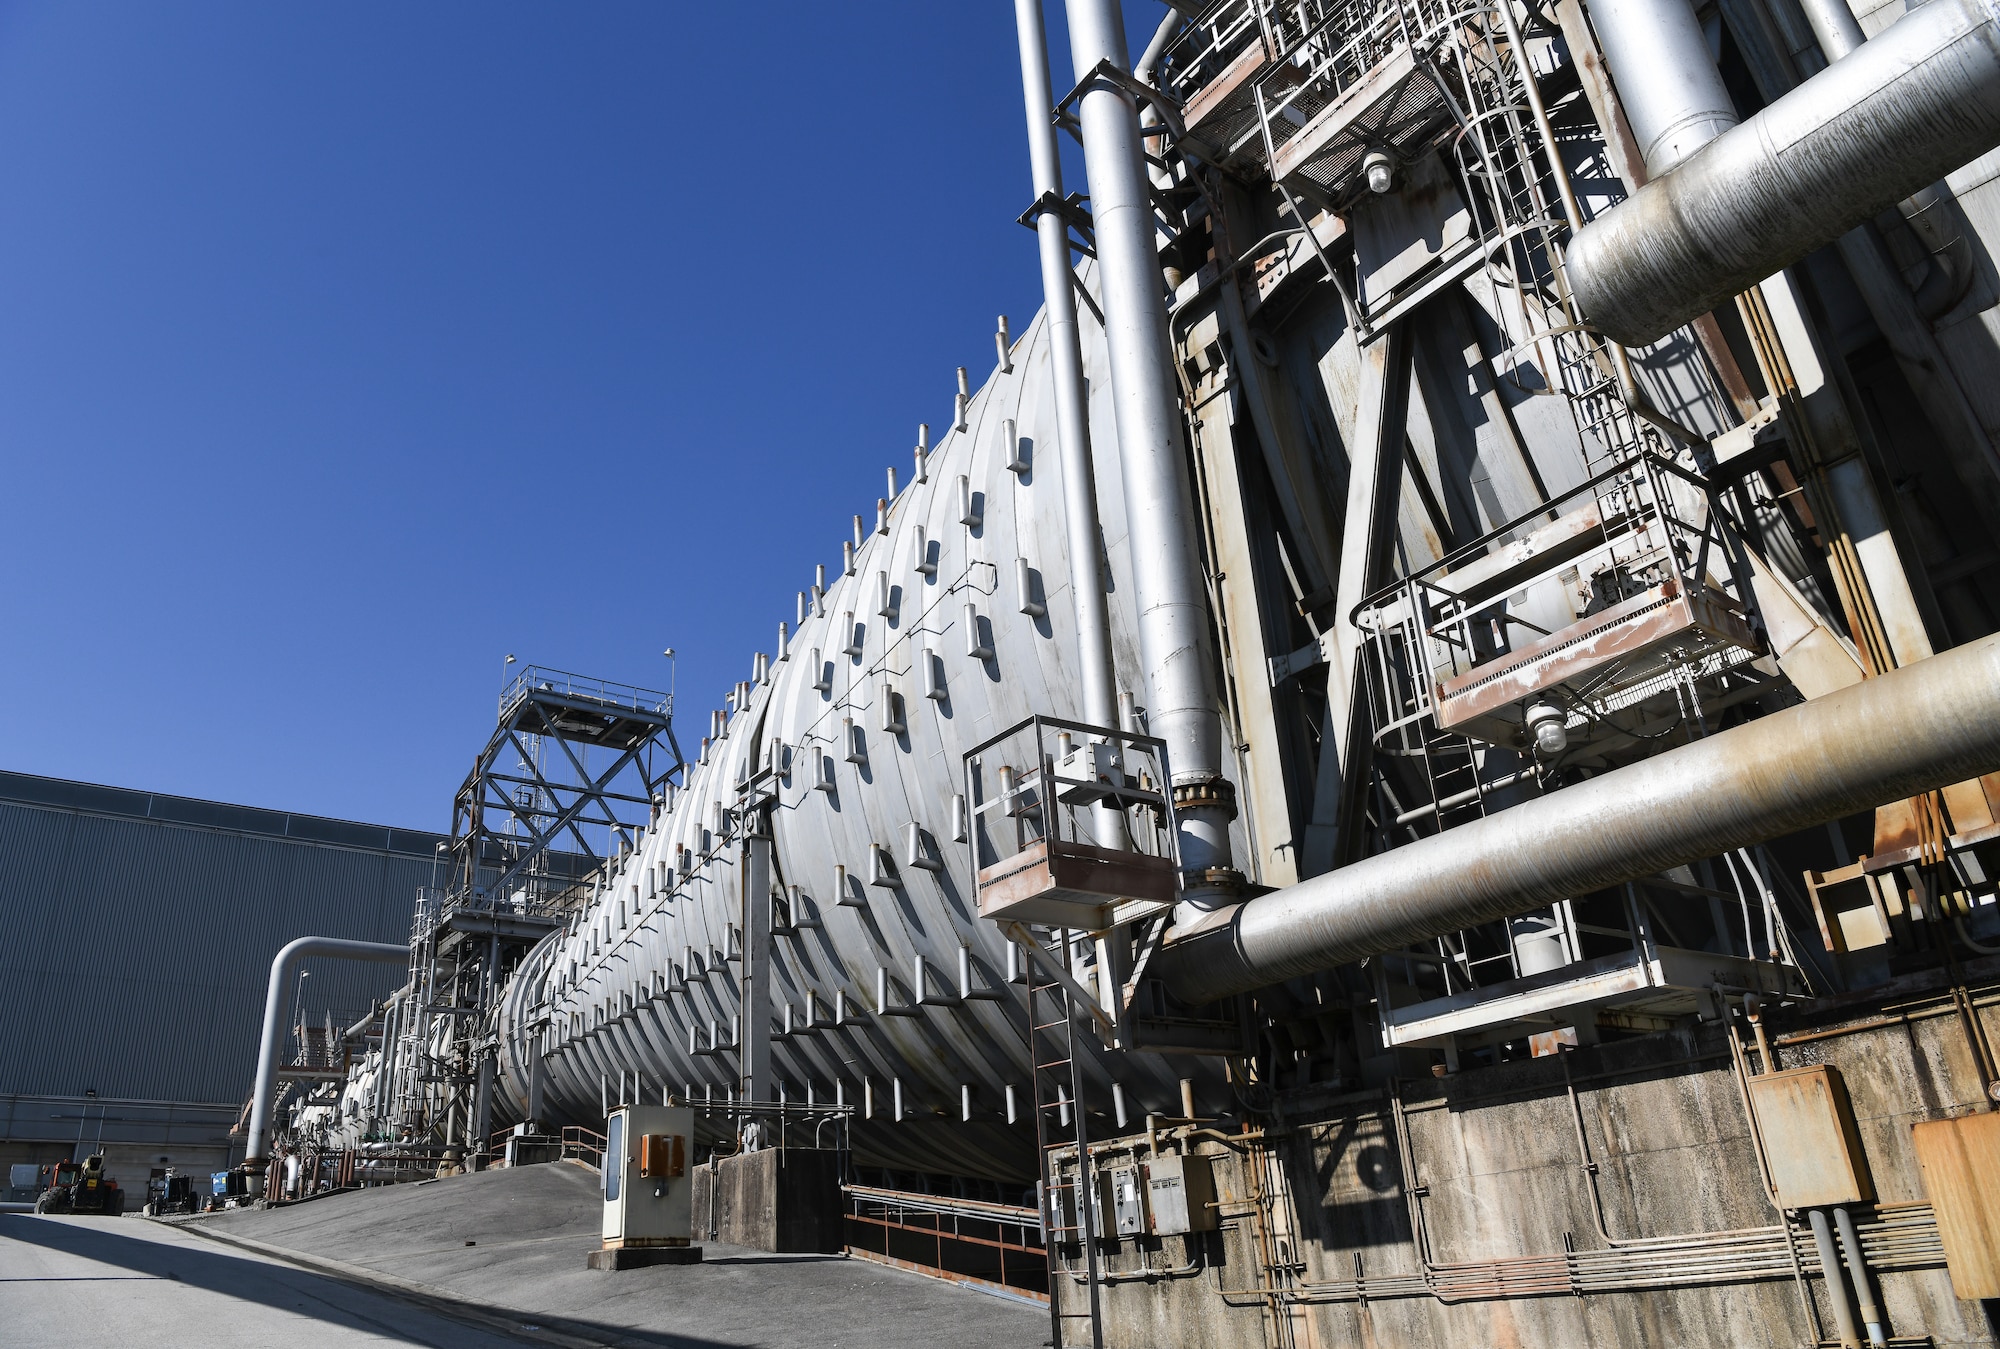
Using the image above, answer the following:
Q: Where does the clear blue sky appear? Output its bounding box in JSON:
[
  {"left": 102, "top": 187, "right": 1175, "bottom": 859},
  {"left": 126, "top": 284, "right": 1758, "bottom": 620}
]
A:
[{"left": 0, "top": 2, "right": 1166, "bottom": 830}]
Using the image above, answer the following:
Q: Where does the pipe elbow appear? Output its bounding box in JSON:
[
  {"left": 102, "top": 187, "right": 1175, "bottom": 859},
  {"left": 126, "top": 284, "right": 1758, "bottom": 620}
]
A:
[{"left": 1568, "top": 0, "right": 2000, "bottom": 347}]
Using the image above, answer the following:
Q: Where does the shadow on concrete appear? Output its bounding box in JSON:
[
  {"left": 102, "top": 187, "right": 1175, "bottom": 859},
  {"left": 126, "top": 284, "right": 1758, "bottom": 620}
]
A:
[
  {"left": 0, "top": 1214, "right": 745, "bottom": 1349},
  {"left": 0, "top": 1214, "right": 460, "bottom": 1346},
  {"left": 697, "top": 1252, "right": 850, "bottom": 1266}
]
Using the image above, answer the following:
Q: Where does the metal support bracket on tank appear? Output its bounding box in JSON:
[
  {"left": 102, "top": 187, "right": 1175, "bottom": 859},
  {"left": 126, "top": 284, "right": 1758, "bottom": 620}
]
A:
[{"left": 874, "top": 965, "right": 924, "bottom": 1018}]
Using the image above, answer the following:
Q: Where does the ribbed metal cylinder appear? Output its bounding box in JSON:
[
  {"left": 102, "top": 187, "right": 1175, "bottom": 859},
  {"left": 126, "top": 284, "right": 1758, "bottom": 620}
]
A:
[
  {"left": 1157, "top": 634, "right": 2000, "bottom": 1006},
  {"left": 494, "top": 284, "right": 1244, "bottom": 1180},
  {"left": 1568, "top": 0, "right": 2000, "bottom": 346}
]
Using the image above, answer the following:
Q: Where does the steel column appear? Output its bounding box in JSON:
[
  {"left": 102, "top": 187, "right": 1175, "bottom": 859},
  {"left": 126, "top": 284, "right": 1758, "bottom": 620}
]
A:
[
  {"left": 1063, "top": 0, "right": 1237, "bottom": 904},
  {"left": 1013, "top": 0, "right": 1124, "bottom": 829}
]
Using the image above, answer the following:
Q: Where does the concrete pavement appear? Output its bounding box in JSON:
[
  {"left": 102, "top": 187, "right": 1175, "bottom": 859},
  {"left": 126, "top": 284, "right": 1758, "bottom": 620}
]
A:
[
  {"left": 0, "top": 1209, "right": 536, "bottom": 1347},
  {"left": 0, "top": 1162, "right": 1047, "bottom": 1349}
]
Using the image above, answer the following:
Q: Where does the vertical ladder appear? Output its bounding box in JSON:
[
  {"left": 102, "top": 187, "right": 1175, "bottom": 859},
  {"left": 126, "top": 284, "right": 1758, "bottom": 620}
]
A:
[
  {"left": 1416, "top": 725, "right": 1490, "bottom": 831},
  {"left": 1027, "top": 933, "right": 1104, "bottom": 1349}
]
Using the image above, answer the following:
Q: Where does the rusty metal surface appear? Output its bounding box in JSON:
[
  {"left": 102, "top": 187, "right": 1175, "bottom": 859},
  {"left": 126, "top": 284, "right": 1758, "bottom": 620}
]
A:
[
  {"left": 1159, "top": 633, "right": 2000, "bottom": 1005},
  {"left": 1435, "top": 580, "right": 1760, "bottom": 731},
  {"left": 1745, "top": 1064, "right": 1874, "bottom": 1208},
  {"left": 1912, "top": 1110, "right": 2000, "bottom": 1299},
  {"left": 976, "top": 838, "right": 1177, "bottom": 927}
]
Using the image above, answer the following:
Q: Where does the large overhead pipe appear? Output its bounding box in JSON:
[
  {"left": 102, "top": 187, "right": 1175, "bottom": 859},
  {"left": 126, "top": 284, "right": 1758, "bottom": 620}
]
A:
[
  {"left": 1013, "top": 0, "right": 1120, "bottom": 747},
  {"left": 1567, "top": 0, "right": 2000, "bottom": 346},
  {"left": 1158, "top": 634, "right": 2000, "bottom": 1006},
  {"left": 1063, "top": 0, "right": 1239, "bottom": 905},
  {"left": 1584, "top": 0, "right": 1738, "bottom": 173},
  {"left": 244, "top": 935, "right": 408, "bottom": 1191}
]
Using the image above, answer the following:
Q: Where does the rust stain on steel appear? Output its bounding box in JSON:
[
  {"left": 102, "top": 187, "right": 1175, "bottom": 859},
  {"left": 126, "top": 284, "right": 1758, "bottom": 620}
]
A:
[
  {"left": 1181, "top": 40, "right": 1270, "bottom": 135},
  {"left": 1913, "top": 1110, "right": 2000, "bottom": 1300},
  {"left": 1436, "top": 579, "right": 1760, "bottom": 731},
  {"left": 976, "top": 837, "right": 1177, "bottom": 927},
  {"left": 1744, "top": 1064, "right": 1874, "bottom": 1209}
]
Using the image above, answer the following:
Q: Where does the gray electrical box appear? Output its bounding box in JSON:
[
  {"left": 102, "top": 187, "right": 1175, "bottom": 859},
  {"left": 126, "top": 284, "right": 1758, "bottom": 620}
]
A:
[
  {"left": 1145, "top": 1153, "right": 1218, "bottom": 1236},
  {"left": 601, "top": 1104, "right": 695, "bottom": 1249},
  {"left": 1106, "top": 1163, "right": 1148, "bottom": 1237},
  {"left": 1041, "top": 1175, "right": 1080, "bottom": 1244}
]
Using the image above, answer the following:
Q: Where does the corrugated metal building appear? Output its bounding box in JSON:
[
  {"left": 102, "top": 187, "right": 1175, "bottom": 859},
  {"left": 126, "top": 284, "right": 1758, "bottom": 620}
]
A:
[{"left": 0, "top": 770, "right": 439, "bottom": 1180}]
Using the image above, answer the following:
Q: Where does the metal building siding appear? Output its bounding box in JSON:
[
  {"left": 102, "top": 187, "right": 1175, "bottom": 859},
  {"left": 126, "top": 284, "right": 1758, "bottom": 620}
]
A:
[{"left": 0, "top": 796, "right": 432, "bottom": 1105}]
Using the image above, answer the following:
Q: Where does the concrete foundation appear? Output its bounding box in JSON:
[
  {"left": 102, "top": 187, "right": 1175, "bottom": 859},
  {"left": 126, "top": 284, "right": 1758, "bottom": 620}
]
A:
[
  {"left": 689, "top": 1147, "right": 843, "bottom": 1253},
  {"left": 585, "top": 1243, "right": 702, "bottom": 1270},
  {"left": 1053, "top": 978, "right": 2000, "bottom": 1349}
]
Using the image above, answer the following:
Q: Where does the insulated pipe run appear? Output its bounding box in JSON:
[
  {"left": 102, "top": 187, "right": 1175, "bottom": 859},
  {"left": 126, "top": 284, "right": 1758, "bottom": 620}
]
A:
[
  {"left": 244, "top": 936, "right": 409, "bottom": 1189},
  {"left": 1797, "top": 0, "right": 1978, "bottom": 322},
  {"left": 1014, "top": 0, "right": 1121, "bottom": 751},
  {"left": 1809, "top": 1208, "right": 1865, "bottom": 1348},
  {"left": 1063, "top": 0, "right": 1237, "bottom": 904},
  {"left": 1157, "top": 634, "right": 2000, "bottom": 1005},
  {"left": 1833, "top": 1205, "right": 1890, "bottom": 1347},
  {"left": 1584, "top": 0, "right": 1737, "bottom": 173},
  {"left": 1568, "top": 0, "right": 2000, "bottom": 345}
]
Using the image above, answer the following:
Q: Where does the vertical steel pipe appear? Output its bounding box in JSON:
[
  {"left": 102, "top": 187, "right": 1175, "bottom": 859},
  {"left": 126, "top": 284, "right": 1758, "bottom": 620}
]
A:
[
  {"left": 1833, "top": 1205, "right": 1890, "bottom": 1346},
  {"left": 1809, "top": 1208, "right": 1864, "bottom": 1348},
  {"left": 244, "top": 935, "right": 409, "bottom": 1190},
  {"left": 1799, "top": 0, "right": 1867, "bottom": 59},
  {"left": 1062, "top": 0, "right": 1237, "bottom": 902},
  {"left": 1013, "top": 0, "right": 1120, "bottom": 744},
  {"left": 1585, "top": 0, "right": 1738, "bottom": 172}
]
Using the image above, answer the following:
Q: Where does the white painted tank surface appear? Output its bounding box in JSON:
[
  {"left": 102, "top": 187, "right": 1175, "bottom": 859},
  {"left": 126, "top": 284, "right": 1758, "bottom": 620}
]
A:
[{"left": 496, "top": 273, "right": 1250, "bottom": 1178}]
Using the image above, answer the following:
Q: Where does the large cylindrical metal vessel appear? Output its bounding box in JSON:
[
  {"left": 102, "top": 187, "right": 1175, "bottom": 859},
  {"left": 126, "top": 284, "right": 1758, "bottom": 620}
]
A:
[{"left": 495, "top": 275, "right": 1248, "bottom": 1180}]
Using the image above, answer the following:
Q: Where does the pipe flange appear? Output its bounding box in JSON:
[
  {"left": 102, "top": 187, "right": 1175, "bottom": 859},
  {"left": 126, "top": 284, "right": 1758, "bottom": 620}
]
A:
[
  {"left": 1185, "top": 866, "right": 1248, "bottom": 893},
  {"left": 1173, "top": 778, "right": 1239, "bottom": 820}
]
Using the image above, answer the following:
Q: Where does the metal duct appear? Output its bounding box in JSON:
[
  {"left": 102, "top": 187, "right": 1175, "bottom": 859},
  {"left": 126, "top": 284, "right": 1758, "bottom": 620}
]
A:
[
  {"left": 244, "top": 935, "right": 409, "bottom": 1188},
  {"left": 1567, "top": 0, "right": 2000, "bottom": 347},
  {"left": 1156, "top": 634, "right": 2000, "bottom": 1006},
  {"left": 1065, "top": 0, "right": 1238, "bottom": 904},
  {"left": 1585, "top": 0, "right": 1737, "bottom": 173}
]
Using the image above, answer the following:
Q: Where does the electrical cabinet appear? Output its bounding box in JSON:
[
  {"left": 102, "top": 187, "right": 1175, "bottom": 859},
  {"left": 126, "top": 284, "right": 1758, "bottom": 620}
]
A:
[
  {"left": 601, "top": 1104, "right": 694, "bottom": 1248},
  {"left": 1745, "top": 1065, "right": 1873, "bottom": 1208},
  {"left": 1144, "top": 1153, "right": 1218, "bottom": 1236},
  {"left": 1041, "top": 1174, "right": 1080, "bottom": 1245},
  {"left": 1106, "top": 1164, "right": 1148, "bottom": 1237},
  {"left": 1913, "top": 1111, "right": 2000, "bottom": 1299}
]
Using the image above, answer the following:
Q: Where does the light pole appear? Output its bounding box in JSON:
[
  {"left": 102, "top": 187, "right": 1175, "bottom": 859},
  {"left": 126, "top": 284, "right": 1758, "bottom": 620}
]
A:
[{"left": 290, "top": 970, "right": 310, "bottom": 1061}]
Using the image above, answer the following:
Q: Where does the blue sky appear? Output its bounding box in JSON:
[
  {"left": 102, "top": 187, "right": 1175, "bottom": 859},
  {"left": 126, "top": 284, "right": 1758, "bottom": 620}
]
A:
[{"left": 0, "top": 2, "right": 1165, "bottom": 829}]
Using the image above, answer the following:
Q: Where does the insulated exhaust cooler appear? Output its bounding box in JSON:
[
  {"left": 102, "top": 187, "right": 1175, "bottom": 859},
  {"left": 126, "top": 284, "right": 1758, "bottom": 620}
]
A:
[{"left": 1158, "top": 634, "right": 2000, "bottom": 1006}]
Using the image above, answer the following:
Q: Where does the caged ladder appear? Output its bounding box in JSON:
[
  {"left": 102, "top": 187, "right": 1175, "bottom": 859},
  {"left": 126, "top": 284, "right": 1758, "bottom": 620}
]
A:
[{"left": 1026, "top": 932, "right": 1105, "bottom": 1349}]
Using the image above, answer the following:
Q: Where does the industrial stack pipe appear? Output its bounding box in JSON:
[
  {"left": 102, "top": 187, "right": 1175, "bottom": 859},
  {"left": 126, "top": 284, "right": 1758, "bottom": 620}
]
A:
[
  {"left": 1062, "top": 0, "right": 1240, "bottom": 908},
  {"left": 1156, "top": 634, "right": 2000, "bottom": 1005},
  {"left": 1568, "top": 0, "right": 2000, "bottom": 344},
  {"left": 244, "top": 935, "right": 409, "bottom": 1193},
  {"left": 1013, "top": 0, "right": 1119, "bottom": 747}
]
